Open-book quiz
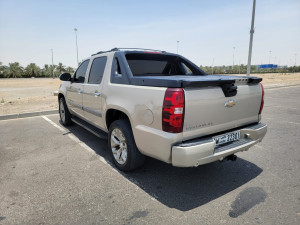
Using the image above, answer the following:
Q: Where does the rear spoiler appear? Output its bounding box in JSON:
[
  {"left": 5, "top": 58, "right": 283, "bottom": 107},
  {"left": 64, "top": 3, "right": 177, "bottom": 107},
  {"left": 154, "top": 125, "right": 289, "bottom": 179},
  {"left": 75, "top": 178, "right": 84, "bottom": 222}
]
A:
[
  {"left": 130, "top": 76, "right": 262, "bottom": 88},
  {"left": 130, "top": 75, "right": 262, "bottom": 97}
]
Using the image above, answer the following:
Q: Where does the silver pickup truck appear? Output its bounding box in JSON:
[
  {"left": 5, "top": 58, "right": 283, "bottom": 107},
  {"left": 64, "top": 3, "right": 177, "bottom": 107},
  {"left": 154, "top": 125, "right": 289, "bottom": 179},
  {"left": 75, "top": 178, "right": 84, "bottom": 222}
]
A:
[{"left": 58, "top": 48, "right": 267, "bottom": 171}]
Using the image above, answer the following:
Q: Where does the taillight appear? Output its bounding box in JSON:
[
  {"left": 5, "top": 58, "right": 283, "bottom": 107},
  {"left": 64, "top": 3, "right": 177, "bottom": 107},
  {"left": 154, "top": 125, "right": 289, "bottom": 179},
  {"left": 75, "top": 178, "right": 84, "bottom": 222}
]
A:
[
  {"left": 162, "top": 88, "right": 185, "bottom": 133},
  {"left": 259, "top": 83, "right": 264, "bottom": 114}
]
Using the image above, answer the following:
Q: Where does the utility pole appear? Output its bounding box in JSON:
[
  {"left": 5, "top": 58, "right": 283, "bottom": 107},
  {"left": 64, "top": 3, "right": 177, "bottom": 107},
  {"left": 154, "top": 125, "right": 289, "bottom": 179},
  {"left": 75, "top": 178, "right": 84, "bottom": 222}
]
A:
[
  {"left": 246, "top": 0, "right": 256, "bottom": 76},
  {"left": 269, "top": 51, "right": 272, "bottom": 64},
  {"left": 176, "top": 41, "right": 179, "bottom": 54},
  {"left": 233, "top": 46, "right": 235, "bottom": 68},
  {"left": 211, "top": 58, "right": 214, "bottom": 75},
  {"left": 51, "top": 49, "right": 54, "bottom": 79},
  {"left": 295, "top": 53, "right": 297, "bottom": 73},
  {"left": 74, "top": 28, "right": 79, "bottom": 65}
]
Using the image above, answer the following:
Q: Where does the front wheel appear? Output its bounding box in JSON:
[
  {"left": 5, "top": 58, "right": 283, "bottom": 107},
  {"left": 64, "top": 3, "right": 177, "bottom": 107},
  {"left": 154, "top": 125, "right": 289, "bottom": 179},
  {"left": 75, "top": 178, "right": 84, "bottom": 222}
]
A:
[
  {"left": 108, "top": 120, "right": 145, "bottom": 171},
  {"left": 59, "top": 97, "right": 73, "bottom": 126}
]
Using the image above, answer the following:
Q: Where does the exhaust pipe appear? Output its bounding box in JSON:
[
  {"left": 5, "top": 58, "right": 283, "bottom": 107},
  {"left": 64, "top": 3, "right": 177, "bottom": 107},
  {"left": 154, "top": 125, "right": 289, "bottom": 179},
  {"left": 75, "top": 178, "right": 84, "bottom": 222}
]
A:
[
  {"left": 219, "top": 154, "right": 237, "bottom": 162},
  {"left": 226, "top": 154, "right": 237, "bottom": 161}
]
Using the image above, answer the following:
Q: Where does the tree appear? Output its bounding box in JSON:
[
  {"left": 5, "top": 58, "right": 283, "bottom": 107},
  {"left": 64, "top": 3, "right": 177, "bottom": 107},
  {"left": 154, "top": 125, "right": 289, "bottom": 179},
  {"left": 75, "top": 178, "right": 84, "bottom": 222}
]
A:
[
  {"left": 0, "top": 62, "right": 6, "bottom": 78},
  {"left": 24, "top": 63, "right": 40, "bottom": 77},
  {"left": 42, "top": 64, "right": 56, "bottom": 77},
  {"left": 56, "top": 62, "right": 66, "bottom": 75},
  {"left": 42, "top": 64, "right": 49, "bottom": 77},
  {"left": 4, "top": 62, "right": 23, "bottom": 78},
  {"left": 65, "top": 66, "right": 74, "bottom": 74},
  {"left": 0, "top": 62, "right": 4, "bottom": 71}
]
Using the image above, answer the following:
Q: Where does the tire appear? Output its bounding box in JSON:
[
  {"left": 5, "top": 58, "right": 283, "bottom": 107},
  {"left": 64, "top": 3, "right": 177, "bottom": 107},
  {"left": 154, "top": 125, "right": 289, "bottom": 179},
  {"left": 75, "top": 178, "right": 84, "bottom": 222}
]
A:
[
  {"left": 108, "top": 120, "right": 145, "bottom": 171},
  {"left": 59, "top": 97, "right": 73, "bottom": 126}
]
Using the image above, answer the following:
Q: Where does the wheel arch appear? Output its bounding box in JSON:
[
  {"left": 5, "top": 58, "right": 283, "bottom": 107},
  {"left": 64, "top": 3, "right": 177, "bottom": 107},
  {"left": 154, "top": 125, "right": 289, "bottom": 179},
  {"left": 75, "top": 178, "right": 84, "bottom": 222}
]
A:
[
  {"left": 58, "top": 93, "right": 64, "bottom": 101},
  {"left": 105, "top": 108, "right": 132, "bottom": 131}
]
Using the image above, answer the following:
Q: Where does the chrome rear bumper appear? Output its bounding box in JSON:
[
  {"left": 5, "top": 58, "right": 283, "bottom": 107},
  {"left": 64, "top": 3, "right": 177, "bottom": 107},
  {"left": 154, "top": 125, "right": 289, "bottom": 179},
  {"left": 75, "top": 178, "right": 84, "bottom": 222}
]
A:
[{"left": 172, "top": 123, "right": 267, "bottom": 167}]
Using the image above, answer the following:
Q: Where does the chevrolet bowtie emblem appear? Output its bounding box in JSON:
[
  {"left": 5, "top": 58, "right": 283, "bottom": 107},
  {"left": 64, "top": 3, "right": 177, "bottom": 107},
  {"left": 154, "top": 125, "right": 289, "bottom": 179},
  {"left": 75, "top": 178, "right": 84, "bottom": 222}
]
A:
[{"left": 224, "top": 99, "right": 236, "bottom": 108}]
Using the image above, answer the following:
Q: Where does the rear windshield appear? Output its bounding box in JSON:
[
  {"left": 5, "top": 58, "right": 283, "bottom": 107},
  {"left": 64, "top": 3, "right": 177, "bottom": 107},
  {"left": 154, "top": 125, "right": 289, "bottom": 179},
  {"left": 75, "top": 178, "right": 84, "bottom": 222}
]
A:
[{"left": 125, "top": 53, "right": 204, "bottom": 76}]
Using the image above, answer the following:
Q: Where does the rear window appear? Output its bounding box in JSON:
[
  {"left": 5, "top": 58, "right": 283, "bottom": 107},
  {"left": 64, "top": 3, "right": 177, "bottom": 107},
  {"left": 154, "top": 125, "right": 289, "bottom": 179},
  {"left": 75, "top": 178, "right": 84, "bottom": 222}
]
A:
[
  {"left": 127, "top": 60, "right": 167, "bottom": 74},
  {"left": 125, "top": 53, "right": 204, "bottom": 76}
]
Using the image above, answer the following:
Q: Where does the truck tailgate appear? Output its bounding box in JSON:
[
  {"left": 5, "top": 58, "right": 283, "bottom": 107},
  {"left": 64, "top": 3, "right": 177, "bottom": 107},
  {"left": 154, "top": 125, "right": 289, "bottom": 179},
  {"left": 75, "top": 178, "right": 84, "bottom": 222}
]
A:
[{"left": 183, "top": 83, "right": 262, "bottom": 140}]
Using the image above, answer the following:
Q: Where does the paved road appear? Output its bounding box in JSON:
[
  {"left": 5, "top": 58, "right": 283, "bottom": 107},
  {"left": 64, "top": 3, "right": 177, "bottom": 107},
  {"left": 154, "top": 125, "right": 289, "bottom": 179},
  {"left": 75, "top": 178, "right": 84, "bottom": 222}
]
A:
[{"left": 0, "top": 86, "right": 299, "bottom": 225}]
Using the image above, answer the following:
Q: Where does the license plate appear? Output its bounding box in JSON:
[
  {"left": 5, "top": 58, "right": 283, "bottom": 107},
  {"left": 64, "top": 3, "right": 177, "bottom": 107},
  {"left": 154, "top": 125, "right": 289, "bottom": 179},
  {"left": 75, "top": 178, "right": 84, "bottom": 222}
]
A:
[{"left": 213, "top": 131, "right": 240, "bottom": 146}]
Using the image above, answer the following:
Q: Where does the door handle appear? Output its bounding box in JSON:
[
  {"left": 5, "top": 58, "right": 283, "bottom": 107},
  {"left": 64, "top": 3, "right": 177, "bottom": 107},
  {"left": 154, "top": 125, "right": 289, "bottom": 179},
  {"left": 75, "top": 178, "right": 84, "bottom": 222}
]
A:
[
  {"left": 94, "top": 92, "right": 101, "bottom": 97},
  {"left": 77, "top": 89, "right": 82, "bottom": 94}
]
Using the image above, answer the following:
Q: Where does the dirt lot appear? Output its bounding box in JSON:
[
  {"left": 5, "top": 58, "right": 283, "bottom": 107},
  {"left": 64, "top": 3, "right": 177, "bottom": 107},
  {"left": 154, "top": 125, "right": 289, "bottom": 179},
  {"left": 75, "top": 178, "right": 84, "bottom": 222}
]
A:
[
  {"left": 234, "top": 72, "right": 300, "bottom": 86},
  {"left": 0, "top": 73, "right": 300, "bottom": 115},
  {"left": 0, "top": 78, "right": 61, "bottom": 115}
]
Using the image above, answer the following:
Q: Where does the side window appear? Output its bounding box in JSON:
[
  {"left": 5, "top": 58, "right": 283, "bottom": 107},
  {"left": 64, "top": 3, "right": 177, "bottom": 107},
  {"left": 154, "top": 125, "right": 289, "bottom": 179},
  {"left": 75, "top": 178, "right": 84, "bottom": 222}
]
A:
[
  {"left": 113, "top": 57, "right": 122, "bottom": 76},
  {"left": 181, "top": 62, "right": 193, "bottom": 75},
  {"left": 74, "top": 60, "right": 89, "bottom": 83},
  {"left": 110, "top": 55, "right": 130, "bottom": 85},
  {"left": 88, "top": 57, "right": 107, "bottom": 84}
]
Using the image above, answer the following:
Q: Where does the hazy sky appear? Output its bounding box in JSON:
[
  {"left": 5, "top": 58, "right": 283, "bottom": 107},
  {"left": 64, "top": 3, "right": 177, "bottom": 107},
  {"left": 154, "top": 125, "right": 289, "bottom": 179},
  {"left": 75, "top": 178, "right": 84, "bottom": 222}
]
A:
[{"left": 0, "top": 0, "right": 299, "bottom": 68}]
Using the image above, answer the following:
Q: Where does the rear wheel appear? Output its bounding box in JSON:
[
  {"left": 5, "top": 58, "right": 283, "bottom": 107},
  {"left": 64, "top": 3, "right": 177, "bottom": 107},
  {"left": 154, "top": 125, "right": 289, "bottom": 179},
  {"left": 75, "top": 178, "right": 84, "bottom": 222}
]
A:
[
  {"left": 108, "top": 120, "right": 145, "bottom": 171},
  {"left": 59, "top": 97, "right": 73, "bottom": 126}
]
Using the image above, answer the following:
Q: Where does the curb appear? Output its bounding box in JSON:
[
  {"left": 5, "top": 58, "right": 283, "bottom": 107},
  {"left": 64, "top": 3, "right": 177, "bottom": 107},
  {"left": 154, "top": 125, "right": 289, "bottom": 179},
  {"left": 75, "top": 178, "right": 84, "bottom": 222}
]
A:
[{"left": 0, "top": 109, "right": 58, "bottom": 121}]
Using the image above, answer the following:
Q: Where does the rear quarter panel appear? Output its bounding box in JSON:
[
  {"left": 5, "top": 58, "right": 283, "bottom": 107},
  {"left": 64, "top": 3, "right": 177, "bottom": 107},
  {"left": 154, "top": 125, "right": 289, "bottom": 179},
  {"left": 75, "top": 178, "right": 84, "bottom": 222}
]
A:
[{"left": 102, "top": 80, "right": 183, "bottom": 162}]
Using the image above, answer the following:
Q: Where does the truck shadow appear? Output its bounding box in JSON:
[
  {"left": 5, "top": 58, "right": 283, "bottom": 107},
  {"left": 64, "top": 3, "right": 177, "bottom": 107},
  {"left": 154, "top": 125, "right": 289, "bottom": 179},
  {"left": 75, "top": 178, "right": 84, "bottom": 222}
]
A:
[
  {"left": 63, "top": 122, "right": 263, "bottom": 212},
  {"left": 126, "top": 157, "right": 262, "bottom": 211}
]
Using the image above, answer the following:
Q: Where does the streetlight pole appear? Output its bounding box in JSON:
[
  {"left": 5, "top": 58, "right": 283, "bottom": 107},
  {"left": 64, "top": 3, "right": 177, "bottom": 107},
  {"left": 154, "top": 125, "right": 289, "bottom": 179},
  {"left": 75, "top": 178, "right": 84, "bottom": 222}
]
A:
[
  {"left": 246, "top": 0, "right": 256, "bottom": 76},
  {"left": 177, "top": 41, "right": 179, "bottom": 54},
  {"left": 51, "top": 48, "right": 54, "bottom": 79},
  {"left": 269, "top": 51, "right": 272, "bottom": 64},
  {"left": 295, "top": 53, "right": 297, "bottom": 66},
  {"left": 74, "top": 28, "right": 79, "bottom": 65}
]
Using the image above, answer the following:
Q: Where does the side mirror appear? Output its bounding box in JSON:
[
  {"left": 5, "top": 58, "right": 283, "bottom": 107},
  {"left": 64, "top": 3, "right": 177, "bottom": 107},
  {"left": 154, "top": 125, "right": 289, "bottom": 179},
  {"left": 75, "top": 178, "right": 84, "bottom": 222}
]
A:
[{"left": 59, "top": 73, "right": 71, "bottom": 81}]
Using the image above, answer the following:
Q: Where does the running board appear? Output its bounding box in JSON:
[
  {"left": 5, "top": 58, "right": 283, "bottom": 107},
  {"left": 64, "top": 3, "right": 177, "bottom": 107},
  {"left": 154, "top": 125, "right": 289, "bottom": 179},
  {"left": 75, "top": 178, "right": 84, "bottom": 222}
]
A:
[{"left": 71, "top": 116, "right": 108, "bottom": 139}]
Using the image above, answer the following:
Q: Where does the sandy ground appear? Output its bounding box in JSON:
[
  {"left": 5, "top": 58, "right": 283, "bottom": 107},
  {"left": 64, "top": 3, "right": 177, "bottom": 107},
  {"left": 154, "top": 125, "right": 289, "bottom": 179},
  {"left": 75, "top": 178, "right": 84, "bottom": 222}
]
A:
[
  {"left": 1, "top": 73, "right": 300, "bottom": 115},
  {"left": 0, "top": 78, "right": 61, "bottom": 115},
  {"left": 233, "top": 72, "right": 300, "bottom": 86}
]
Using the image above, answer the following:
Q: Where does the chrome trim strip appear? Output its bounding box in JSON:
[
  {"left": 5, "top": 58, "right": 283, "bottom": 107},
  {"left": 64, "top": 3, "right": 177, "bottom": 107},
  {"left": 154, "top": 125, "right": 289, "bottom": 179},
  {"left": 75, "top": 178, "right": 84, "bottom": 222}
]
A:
[
  {"left": 67, "top": 99, "right": 102, "bottom": 117},
  {"left": 83, "top": 106, "right": 102, "bottom": 117},
  {"left": 67, "top": 99, "right": 82, "bottom": 109}
]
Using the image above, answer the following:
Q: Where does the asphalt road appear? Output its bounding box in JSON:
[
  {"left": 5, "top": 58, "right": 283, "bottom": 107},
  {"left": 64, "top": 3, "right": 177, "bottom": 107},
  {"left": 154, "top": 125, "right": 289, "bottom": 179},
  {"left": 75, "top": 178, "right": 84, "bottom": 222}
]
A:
[{"left": 0, "top": 86, "right": 299, "bottom": 225}]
